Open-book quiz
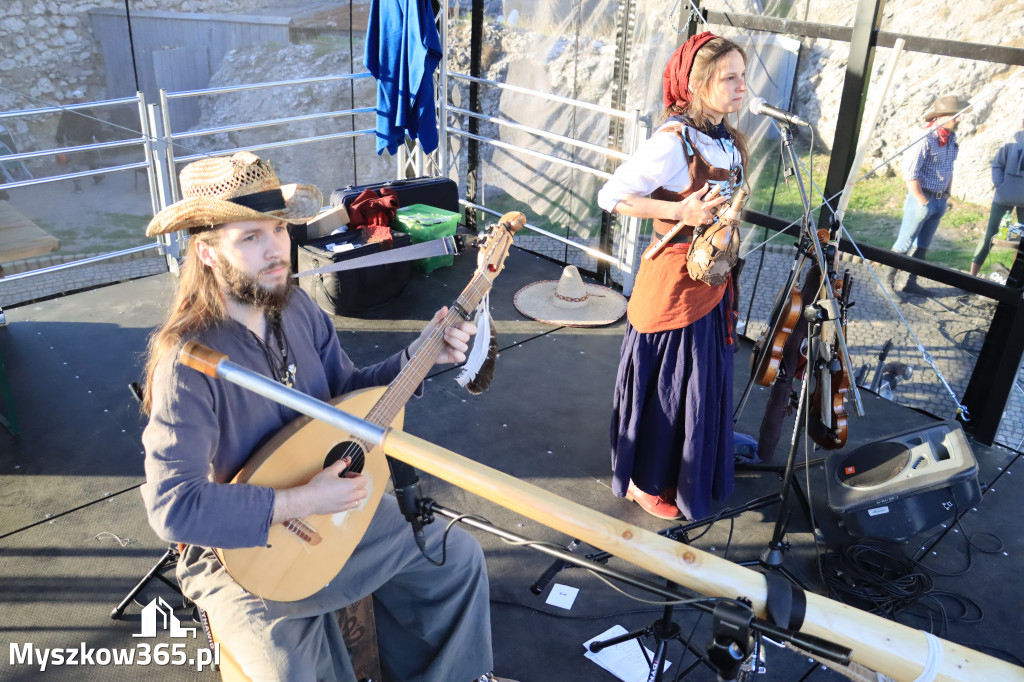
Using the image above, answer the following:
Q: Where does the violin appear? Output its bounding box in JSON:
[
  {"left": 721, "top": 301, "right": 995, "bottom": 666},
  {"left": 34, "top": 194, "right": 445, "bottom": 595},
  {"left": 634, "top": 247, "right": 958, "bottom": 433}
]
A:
[
  {"left": 749, "top": 229, "right": 829, "bottom": 388},
  {"left": 807, "top": 269, "right": 851, "bottom": 449},
  {"left": 750, "top": 281, "right": 802, "bottom": 387}
]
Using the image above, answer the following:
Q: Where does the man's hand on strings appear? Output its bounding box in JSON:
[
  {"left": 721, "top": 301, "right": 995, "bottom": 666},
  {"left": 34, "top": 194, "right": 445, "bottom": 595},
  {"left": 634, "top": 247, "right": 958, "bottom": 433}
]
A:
[
  {"left": 272, "top": 457, "right": 370, "bottom": 522},
  {"left": 406, "top": 306, "right": 477, "bottom": 365}
]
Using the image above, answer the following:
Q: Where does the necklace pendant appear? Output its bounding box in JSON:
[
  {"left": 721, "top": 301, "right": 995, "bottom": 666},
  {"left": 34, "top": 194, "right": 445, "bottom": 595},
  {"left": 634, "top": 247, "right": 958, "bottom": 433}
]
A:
[{"left": 282, "top": 364, "right": 296, "bottom": 388}]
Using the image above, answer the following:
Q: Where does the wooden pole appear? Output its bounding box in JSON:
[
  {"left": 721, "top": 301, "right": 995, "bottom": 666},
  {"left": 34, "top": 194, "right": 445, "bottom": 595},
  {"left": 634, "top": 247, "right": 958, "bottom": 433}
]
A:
[{"left": 382, "top": 428, "right": 1023, "bottom": 682}]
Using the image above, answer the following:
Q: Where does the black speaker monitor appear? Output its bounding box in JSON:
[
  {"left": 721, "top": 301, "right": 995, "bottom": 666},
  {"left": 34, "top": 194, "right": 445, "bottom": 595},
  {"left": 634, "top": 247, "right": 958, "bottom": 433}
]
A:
[{"left": 824, "top": 420, "right": 981, "bottom": 542}]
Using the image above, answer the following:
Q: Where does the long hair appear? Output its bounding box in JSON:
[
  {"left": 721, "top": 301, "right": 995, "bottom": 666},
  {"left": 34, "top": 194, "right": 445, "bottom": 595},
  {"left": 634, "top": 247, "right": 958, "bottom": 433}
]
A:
[
  {"left": 661, "top": 37, "right": 749, "bottom": 170},
  {"left": 141, "top": 229, "right": 224, "bottom": 414}
]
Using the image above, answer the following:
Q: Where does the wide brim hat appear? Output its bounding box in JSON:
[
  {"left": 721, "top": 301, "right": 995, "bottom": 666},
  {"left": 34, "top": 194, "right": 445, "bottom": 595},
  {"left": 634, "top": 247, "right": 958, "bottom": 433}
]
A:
[
  {"left": 923, "top": 94, "right": 971, "bottom": 122},
  {"left": 514, "top": 265, "right": 627, "bottom": 327},
  {"left": 146, "top": 151, "right": 323, "bottom": 236}
]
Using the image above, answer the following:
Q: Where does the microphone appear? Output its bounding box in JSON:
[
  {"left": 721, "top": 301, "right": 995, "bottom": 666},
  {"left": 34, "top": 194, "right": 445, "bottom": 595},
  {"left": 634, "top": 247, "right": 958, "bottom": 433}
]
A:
[
  {"left": 748, "top": 97, "right": 810, "bottom": 128},
  {"left": 387, "top": 457, "right": 430, "bottom": 555}
]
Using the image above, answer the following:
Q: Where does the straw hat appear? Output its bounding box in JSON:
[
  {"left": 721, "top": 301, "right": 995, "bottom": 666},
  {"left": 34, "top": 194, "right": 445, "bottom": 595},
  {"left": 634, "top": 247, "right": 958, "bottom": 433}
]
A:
[
  {"left": 922, "top": 94, "right": 970, "bottom": 122},
  {"left": 146, "top": 151, "right": 323, "bottom": 236},
  {"left": 513, "top": 266, "right": 627, "bottom": 327}
]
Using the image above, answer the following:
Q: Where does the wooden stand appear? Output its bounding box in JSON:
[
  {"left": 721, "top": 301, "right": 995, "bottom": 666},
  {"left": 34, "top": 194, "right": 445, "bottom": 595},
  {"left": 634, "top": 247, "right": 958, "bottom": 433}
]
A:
[
  {"left": 338, "top": 596, "right": 382, "bottom": 682},
  {"left": 209, "top": 596, "right": 381, "bottom": 682}
]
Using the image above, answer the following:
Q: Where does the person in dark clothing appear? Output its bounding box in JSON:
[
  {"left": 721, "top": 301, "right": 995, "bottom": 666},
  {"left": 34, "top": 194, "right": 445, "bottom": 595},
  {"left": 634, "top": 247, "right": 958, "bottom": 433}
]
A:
[
  {"left": 971, "top": 116, "right": 1024, "bottom": 276},
  {"left": 55, "top": 100, "right": 105, "bottom": 193}
]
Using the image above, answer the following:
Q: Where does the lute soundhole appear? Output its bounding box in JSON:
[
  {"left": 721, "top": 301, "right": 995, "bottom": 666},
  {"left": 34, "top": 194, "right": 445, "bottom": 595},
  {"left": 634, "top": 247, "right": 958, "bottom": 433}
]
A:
[{"left": 324, "top": 441, "right": 367, "bottom": 476}]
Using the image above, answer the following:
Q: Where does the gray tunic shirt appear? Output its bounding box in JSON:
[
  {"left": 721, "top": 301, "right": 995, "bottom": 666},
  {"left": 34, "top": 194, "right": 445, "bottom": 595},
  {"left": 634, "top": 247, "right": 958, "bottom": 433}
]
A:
[
  {"left": 141, "top": 289, "right": 408, "bottom": 549},
  {"left": 993, "top": 131, "right": 1024, "bottom": 207}
]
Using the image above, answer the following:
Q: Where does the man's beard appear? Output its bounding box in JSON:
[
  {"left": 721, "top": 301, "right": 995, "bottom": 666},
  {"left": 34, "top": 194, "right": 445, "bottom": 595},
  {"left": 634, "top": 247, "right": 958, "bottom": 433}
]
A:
[{"left": 218, "top": 259, "right": 292, "bottom": 314}]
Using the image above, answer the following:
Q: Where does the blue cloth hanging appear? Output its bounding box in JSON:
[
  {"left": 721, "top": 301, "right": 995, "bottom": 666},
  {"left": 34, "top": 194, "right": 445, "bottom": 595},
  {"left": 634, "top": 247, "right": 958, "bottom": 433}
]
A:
[{"left": 365, "top": 0, "right": 442, "bottom": 155}]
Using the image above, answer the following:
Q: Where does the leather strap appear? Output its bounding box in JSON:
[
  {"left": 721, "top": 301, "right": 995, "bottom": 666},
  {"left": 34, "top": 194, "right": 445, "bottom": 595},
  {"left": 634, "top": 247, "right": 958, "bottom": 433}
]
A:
[{"left": 765, "top": 571, "right": 806, "bottom": 631}]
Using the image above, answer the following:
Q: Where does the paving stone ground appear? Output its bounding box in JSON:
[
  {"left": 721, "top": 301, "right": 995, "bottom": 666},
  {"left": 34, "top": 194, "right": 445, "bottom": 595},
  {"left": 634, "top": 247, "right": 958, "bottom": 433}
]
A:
[{"left": 735, "top": 237, "right": 1021, "bottom": 447}]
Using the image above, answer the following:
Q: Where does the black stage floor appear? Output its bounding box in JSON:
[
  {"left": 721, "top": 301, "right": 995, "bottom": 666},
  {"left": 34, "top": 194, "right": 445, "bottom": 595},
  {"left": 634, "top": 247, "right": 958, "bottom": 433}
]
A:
[{"left": 1, "top": 244, "right": 1021, "bottom": 681}]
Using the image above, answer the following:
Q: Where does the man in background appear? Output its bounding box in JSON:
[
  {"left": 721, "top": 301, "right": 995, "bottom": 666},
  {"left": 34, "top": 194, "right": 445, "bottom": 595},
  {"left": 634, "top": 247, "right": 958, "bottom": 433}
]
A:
[
  {"left": 56, "top": 95, "right": 105, "bottom": 194},
  {"left": 887, "top": 94, "right": 969, "bottom": 296}
]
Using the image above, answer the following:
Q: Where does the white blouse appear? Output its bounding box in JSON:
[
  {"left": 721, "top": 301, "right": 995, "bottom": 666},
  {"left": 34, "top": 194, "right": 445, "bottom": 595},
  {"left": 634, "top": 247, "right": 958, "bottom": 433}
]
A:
[{"left": 597, "top": 121, "right": 742, "bottom": 213}]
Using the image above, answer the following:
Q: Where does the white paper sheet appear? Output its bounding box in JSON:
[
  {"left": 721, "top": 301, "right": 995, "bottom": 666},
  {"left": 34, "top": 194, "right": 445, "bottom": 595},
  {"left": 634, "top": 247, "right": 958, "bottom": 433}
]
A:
[
  {"left": 544, "top": 583, "right": 579, "bottom": 610},
  {"left": 583, "top": 624, "right": 671, "bottom": 682}
]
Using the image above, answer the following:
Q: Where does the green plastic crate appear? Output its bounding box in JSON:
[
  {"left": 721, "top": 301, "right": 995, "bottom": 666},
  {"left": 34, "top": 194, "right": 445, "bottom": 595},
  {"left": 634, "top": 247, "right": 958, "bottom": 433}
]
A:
[{"left": 393, "top": 204, "right": 461, "bottom": 273}]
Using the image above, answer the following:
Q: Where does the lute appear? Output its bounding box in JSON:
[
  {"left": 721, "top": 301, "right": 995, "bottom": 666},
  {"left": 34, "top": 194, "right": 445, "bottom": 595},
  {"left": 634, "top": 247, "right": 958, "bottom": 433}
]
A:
[{"left": 209, "top": 211, "right": 525, "bottom": 602}]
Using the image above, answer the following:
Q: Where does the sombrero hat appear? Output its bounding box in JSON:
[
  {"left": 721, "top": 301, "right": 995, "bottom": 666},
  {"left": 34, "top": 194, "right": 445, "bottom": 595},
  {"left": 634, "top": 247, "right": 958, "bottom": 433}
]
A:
[
  {"left": 513, "top": 266, "right": 627, "bottom": 327},
  {"left": 146, "top": 151, "right": 323, "bottom": 236}
]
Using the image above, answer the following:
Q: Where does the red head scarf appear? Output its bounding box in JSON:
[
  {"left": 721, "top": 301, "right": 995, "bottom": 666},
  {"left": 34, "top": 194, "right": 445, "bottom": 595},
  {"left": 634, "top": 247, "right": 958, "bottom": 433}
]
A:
[{"left": 662, "top": 31, "right": 718, "bottom": 110}]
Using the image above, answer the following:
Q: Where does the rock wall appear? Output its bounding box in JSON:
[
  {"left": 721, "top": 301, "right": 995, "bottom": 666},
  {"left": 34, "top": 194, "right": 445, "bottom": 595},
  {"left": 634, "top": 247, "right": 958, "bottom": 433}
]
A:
[
  {"left": 193, "top": 40, "right": 391, "bottom": 194},
  {"left": 705, "top": 0, "right": 1024, "bottom": 202},
  {"left": 0, "top": 0, "right": 252, "bottom": 110}
]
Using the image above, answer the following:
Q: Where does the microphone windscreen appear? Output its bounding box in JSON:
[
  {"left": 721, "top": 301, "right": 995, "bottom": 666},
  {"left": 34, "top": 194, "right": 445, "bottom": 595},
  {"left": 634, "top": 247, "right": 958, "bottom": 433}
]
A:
[{"left": 748, "top": 97, "right": 767, "bottom": 115}]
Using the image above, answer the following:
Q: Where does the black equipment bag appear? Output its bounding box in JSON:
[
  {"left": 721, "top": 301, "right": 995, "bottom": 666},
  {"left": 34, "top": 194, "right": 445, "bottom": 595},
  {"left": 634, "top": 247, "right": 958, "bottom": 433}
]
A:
[
  {"left": 296, "top": 229, "right": 413, "bottom": 317},
  {"left": 293, "top": 176, "right": 458, "bottom": 316},
  {"left": 330, "top": 176, "right": 459, "bottom": 213}
]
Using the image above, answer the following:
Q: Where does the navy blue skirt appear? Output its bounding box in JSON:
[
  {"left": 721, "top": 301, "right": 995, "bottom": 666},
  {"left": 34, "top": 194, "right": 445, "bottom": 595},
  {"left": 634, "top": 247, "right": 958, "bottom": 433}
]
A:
[{"left": 610, "top": 295, "right": 735, "bottom": 520}]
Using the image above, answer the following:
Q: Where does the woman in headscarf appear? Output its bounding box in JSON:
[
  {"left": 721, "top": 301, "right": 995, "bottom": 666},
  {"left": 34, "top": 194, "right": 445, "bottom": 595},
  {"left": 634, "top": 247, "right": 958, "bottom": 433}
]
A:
[{"left": 598, "top": 32, "right": 749, "bottom": 521}]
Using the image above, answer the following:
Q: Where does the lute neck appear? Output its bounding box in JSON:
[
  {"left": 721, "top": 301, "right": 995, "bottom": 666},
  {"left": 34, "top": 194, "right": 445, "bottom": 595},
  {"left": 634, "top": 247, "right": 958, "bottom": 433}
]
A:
[{"left": 363, "top": 271, "right": 492, "bottom": 428}]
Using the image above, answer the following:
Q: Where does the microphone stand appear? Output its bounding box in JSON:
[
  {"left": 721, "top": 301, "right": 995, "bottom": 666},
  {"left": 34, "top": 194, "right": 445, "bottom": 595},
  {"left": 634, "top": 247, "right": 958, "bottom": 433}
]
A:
[
  {"left": 737, "top": 319, "right": 817, "bottom": 587},
  {"left": 775, "top": 122, "right": 863, "bottom": 417},
  {"left": 735, "top": 122, "right": 863, "bottom": 587},
  {"left": 735, "top": 123, "right": 820, "bottom": 588},
  {"left": 738, "top": 122, "right": 864, "bottom": 583}
]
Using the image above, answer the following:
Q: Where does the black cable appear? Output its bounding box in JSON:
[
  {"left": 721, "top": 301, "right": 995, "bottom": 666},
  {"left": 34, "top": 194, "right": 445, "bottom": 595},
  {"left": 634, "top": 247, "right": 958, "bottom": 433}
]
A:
[
  {"left": 722, "top": 516, "right": 736, "bottom": 560},
  {"left": 418, "top": 511, "right": 511, "bottom": 567},
  {"left": 951, "top": 641, "right": 1024, "bottom": 668},
  {"left": 817, "top": 533, "right": 996, "bottom": 640},
  {"left": 122, "top": 0, "right": 141, "bottom": 93},
  {"left": 825, "top": 542, "right": 936, "bottom": 614},
  {"left": 795, "top": 660, "right": 819, "bottom": 681},
  {"left": 671, "top": 610, "right": 707, "bottom": 682},
  {"left": 914, "top": 501, "right": 1005, "bottom": 577},
  {"left": 489, "top": 598, "right": 669, "bottom": 621}
]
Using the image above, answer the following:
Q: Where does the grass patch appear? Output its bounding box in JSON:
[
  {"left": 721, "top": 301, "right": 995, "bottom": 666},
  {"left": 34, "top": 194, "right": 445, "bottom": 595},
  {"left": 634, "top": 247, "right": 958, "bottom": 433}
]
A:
[
  {"left": 471, "top": 186, "right": 605, "bottom": 241},
  {"left": 35, "top": 212, "right": 150, "bottom": 254},
  {"left": 305, "top": 35, "right": 363, "bottom": 59}
]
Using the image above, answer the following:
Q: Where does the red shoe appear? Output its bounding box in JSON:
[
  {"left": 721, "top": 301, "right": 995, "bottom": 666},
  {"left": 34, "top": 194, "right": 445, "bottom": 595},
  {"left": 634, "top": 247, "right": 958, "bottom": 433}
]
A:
[{"left": 626, "top": 481, "right": 684, "bottom": 520}]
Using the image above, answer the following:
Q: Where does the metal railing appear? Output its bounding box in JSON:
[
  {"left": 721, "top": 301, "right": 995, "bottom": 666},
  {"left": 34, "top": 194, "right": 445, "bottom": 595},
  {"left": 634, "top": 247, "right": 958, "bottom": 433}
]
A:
[
  {"left": 0, "top": 95, "right": 163, "bottom": 283},
  {"left": 444, "top": 71, "right": 646, "bottom": 292},
  {"left": 2, "top": 69, "right": 645, "bottom": 297},
  {"left": 157, "top": 73, "right": 376, "bottom": 204}
]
